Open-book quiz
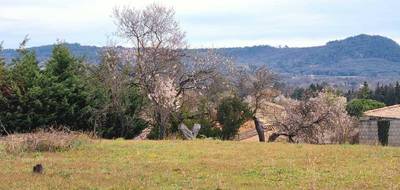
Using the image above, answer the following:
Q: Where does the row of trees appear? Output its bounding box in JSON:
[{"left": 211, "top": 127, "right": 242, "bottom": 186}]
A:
[
  {"left": 1, "top": 40, "right": 89, "bottom": 133},
  {"left": 0, "top": 4, "right": 276, "bottom": 141},
  {"left": 345, "top": 81, "right": 400, "bottom": 106},
  {"left": 0, "top": 40, "right": 147, "bottom": 138},
  {"left": 291, "top": 81, "right": 400, "bottom": 107},
  {"left": 291, "top": 81, "right": 399, "bottom": 118}
]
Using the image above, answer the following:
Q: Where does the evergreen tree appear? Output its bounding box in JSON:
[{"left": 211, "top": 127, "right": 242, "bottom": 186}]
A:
[
  {"left": 0, "top": 45, "right": 44, "bottom": 132},
  {"left": 357, "top": 82, "right": 372, "bottom": 99},
  {"left": 0, "top": 43, "right": 8, "bottom": 133},
  {"left": 291, "top": 83, "right": 333, "bottom": 100},
  {"left": 41, "top": 44, "right": 92, "bottom": 130},
  {"left": 395, "top": 82, "right": 400, "bottom": 104},
  {"left": 291, "top": 87, "right": 306, "bottom": 100},
  {"left": 0, "top": 63, "right": 5, "bottom": 83},
  {"left": 0, "top": 43, "right": 6, "bottom": 90},
  {"left": 1, "top": 42, "right": 147, "bottom": 135},
  {"left": 345, "top": 89, "right": 356, "bottom": 101},
  {"left": 373, "top": 83, "right": 384, "bottom": 103},
  {"left": 369, "top": 82, "right": 400, "bottom": 106},
  {"left": 217, "top": 97, "right": 252, "bottom": 140},
  {"left": 0, "top": 42, "right": 5, "bottom": 79},
  {"left": 385, "top": 84, "right": 396, "bottom": 105}
]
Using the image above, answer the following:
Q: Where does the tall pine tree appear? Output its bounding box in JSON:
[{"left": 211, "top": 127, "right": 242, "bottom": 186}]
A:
[
  {"left": 357, "top": 82, "right": 372, "bottom": 99},
  {"left": 41, "top": 43, "right": 92, "bottom": 130},
  {"left": 1, "top": 40, "right": 44, "bottom": 132},
  {"left": 394, "top": 82, "right": 400, "bottom": 105},
  {"left": 0, "top": 42, "right": 6, "bottom": 92}
]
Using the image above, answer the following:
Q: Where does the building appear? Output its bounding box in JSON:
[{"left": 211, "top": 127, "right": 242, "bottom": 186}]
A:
[
  {"left": 236, "top": 102, "right": 285, "bottom": 142},
  {"left": 360, "top": 105, "right": 400, "bottom": 146}
]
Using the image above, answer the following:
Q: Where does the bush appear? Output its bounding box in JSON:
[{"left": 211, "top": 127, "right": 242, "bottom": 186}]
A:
[
  {"left": 1, "top": 129, "right": 90, "bottom": 154},
  {"left": 346, "top": 99, "right": 385, "bottom": 117},
  {"left": 96, "top": 113, "right": 148, "bottom": 139},
  {"left": 197, "top": 118, "right": 221, "bottom": 139},
  {"left": 217, "top": 97, "right": 252, "bottom": 140}
]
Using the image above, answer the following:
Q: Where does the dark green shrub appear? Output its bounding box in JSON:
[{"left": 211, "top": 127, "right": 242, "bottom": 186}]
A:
[
  {"left": 217, "top": 97, "right": 252, "bottom": 140},
  {"left": 346, "top": 99, "right": 385, "bottom": 117},
  {"left": 197, "top": 118, "right": 221, "bottom": 139}
]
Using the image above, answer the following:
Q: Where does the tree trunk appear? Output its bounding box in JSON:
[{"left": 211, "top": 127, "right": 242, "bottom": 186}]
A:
[
  {"left": 119, "top": 112, "right": 126, "bottom": 138},
  {"left": 268, "top": 132, "right": 296, "bottom": 143},
  {"left": 268, "top": 133, "right": 280, "bottom": 142},
  {"left": 288, "top": 135, "right": 295, "bottom": 143},
  {"left": 253, "top": 116, "right": 265, "bottom": 142},
  {"left": 155, "top": 110, "right": 165, "bottom": 140}
]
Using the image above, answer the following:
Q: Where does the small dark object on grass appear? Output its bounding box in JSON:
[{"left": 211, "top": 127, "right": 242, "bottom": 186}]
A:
[{"left": 33, "top": 164, "right": 43, "bottom": 174}]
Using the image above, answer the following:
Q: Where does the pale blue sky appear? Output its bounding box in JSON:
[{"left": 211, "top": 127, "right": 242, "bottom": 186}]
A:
[{"left": 1, "top": 0, "right": 399, "bottom": 49}]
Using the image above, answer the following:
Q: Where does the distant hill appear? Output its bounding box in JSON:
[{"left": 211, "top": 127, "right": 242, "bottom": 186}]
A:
[
  {"left": 2, "top": 34, "right": 400, "bottom": 88},
  {"left": 214, "top": 34, "right": 400, "bottom": 77},
  {"left": 2, "top": 43, "right": 102, "bottom": 64}
]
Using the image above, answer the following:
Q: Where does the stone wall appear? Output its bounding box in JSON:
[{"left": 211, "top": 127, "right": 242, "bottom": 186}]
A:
[
  {"left": 360, "top": 119, "right": 379, "bottom": 145},
  {"left": 388, "top": 120, "right": 400, "bottom": 146},
  {"left": 360, "top": 118, "right": 400, "bottom": 146}
]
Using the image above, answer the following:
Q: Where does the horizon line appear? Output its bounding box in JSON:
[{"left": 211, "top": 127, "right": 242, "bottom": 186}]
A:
[{"left": 3, "top": 34, "right": 400, "bottom": 50}]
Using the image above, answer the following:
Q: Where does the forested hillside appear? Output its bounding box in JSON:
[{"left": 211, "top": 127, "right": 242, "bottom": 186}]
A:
[
  {"left": 2, "top": 34, "right": 400, "bottom": 88},
  {"left": 215, "top": 34, "right": 400, "bottom": 76},
  {"left": 2, "top": 43, "right": 101, "bottom": 64}
]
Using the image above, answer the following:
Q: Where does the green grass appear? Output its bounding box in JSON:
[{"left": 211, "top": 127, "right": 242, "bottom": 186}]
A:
[{"left": 0, "top": 140, "right": 399, "bottom": 189}]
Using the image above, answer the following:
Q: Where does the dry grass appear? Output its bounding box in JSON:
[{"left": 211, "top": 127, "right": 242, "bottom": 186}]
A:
[
  {"left": 0, "top": 130, "right": 90, "bottom": 154},
  {"left": 0, "top": 140, "right": 399, "bottom": 189}
]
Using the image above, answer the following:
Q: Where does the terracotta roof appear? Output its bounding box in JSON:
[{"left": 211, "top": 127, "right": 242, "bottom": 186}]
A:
[
  {"left": 237, "top": 101, "right": 284, "bottom": 141},
  {"left": 364, "top": 104, "right": 400, "bottom": 119}
]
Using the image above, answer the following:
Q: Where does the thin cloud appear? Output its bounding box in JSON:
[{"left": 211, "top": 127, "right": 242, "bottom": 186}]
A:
[
  {"left": 0, "top": 0, "right": 399, "bottom": 48},
  {"left": 0, "top": 16, "right": 21, "bottom": 22}
]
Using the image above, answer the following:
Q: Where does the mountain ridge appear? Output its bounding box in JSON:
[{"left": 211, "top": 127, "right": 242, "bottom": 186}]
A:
[{"left": 2, "top": 34, "right": 400, "bottom": 88}]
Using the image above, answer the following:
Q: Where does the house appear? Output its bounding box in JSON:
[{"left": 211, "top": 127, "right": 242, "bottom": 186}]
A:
[
  {"left": 360, "top": 105, "right": 400, "bottom": 146},
  {"left": 236, "top": 101, "right": 285, "bottom": 142}
]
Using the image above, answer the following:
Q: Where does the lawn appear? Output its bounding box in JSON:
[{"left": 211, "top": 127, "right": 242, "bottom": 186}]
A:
[{"left": 0, "top": 140, "right": 399, "bottom": 189}]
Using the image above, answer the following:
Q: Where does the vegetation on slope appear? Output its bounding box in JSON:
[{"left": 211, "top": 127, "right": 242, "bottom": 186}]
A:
[{"left": 3, "top": 34, "right": 400, "bottom": 78}]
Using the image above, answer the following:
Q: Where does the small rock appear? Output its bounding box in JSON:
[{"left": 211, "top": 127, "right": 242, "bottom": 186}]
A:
[{"left": 33, "top": 164, "right": 43, "bottom": 174}]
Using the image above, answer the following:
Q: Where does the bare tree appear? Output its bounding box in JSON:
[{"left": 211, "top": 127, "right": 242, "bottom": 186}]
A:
[
  {"left": 234, "top": 65, "right": 278, "bottom": 142},
  {"left": 17, "top": 35, "right": 30, "bottom": 54},
  {"left": 113, "top": 4, "right": 228, "bottom": 139},
  {"left": 271, "top": 92, "right": 355, "bottom": 144}
]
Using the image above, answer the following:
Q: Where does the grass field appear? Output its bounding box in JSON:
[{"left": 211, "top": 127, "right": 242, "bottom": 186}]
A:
[{"left": 0, "top": 140, "right": 399, "bottom": 189}]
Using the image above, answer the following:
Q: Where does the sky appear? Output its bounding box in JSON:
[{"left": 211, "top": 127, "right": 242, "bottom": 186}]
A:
[{"left": 1, "top": 0, "right": 399, "bottom": 49}]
